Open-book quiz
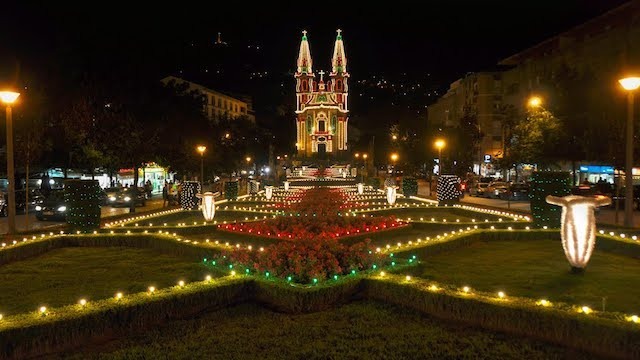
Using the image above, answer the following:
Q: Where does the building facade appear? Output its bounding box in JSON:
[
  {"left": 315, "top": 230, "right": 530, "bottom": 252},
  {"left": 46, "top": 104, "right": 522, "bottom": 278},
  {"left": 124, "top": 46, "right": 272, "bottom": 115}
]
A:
[
  {"left": 427, "top": 71, "right": 505, "bottom": 175},
  {"left": 295, "top": 30, "right": 349, "bottom": 157},
  {"left": 428, "top": 0, "right": 640, "bottom": 177},
  {"left": 161, "top": 76, "right": 255, "bottom": 123}
]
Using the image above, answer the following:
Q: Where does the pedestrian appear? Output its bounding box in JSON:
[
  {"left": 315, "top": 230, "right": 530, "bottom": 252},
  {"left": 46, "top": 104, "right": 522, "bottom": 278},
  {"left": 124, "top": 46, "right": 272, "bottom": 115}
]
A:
[{"left": 162, "top": 182, "right": 168, "bottom": 207}]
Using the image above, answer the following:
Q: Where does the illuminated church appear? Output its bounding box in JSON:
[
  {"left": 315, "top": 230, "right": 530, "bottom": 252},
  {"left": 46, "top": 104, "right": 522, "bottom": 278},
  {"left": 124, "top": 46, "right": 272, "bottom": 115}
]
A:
[{"left": 295, "top": 29, "right": 349, "bottom": 156}]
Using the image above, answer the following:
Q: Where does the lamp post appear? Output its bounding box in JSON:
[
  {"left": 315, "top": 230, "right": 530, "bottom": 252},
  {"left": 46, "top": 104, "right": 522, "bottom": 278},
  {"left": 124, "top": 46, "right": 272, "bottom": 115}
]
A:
[
  {"left": 363, "top": 153, "right": 368, "bottom": 180},
  {"left": 0, "top": 91, "right": 20, "bottom": 235},
  {"left": 196, "top": 145, "right": 206, "bottom": 189},
  {"left": 434, "top": 139, "right": 445, "bottom": 175},
  {"left": 528, "top": 96, "right": 542, "bottom": 108},
  {"left": 619, "top": 77, "right": 640, "bottom": 228}
]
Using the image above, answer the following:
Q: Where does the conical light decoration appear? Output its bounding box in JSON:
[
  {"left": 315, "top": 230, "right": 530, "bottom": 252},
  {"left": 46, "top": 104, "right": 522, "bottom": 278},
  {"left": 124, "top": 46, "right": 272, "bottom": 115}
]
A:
[
  {"left": 546, "top": 195, "right": 611, "bottom": 272},
  {"left": 284, "top": 181, "right": 290, "bottom": 191},
  {"left": 357, "top": 183, "right": 364, "bottom": 195},
  {"left": 196, "top": 192, "right": 216, "bottom": 221},
  {"left": 386, "top": 186, "right": 398, "bottom": 205},
  {"left": 265, "top": 186, "right": 274, "bottom": 200}
]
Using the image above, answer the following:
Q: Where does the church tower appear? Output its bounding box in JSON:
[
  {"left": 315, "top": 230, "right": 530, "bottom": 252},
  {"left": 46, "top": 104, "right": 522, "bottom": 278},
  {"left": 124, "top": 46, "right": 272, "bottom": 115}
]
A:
[{"left": 295, "top": 29, "right": 349, "bottom": 157}]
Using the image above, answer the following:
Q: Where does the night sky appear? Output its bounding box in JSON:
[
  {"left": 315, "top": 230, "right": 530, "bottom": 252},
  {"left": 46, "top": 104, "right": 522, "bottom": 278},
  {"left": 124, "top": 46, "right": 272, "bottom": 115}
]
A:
[{"left": 0, "top": 1, "right": 629, "bottom": 84}]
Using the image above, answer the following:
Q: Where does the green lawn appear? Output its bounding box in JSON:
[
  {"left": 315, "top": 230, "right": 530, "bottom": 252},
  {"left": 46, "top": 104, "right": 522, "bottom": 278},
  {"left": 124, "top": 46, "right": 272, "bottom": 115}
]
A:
[
  {"left": 61, "top": 301, "right": 595, "bottom": 360},
  {"left": 0, "top": 247, "right": 218, "bottom": 315},
  {"left": 406, "top": 239, "right": 640, "bottom": 313}
]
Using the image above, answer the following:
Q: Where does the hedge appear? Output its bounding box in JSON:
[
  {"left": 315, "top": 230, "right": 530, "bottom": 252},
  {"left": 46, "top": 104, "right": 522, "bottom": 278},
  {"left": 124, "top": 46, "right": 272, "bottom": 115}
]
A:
[
  {"left": 363, "top": 276, "right": 640, "bottom": 360},
  {"left": 1, "top": 274, "right": 638, "bottom": 359},
  {"left": 529, "top": 172, "right": 571, "bottom": 228},
  {"left": 402, "top": 177, "right": 418, "bottom": 197},
  {"left": 224, "top": 181, "right": 239, "bottom": 201},
  {"left": 64, "top": 179, "right": 102, "bottom": 230},
  {"left": 367, "top": 177, "right": 381, "bottom": 190}
]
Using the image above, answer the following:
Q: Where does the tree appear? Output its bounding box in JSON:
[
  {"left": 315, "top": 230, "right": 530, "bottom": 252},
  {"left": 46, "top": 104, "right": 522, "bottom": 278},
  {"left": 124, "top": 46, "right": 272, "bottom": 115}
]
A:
[
  {"left": 453, "top": 106, "right": 482, "bottom": 177},
  {"left": 510, "top": 107, "right": 561, "bottom": 170}
]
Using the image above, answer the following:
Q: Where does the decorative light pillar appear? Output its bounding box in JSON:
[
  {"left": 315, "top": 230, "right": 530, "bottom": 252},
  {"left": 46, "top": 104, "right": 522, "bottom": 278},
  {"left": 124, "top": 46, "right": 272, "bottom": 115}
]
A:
[
  {"left": 284, "top": 181, "right": 290, "bottom": 191},
  {"left": 265, "top": 186, "right": 274, "bottom": 200},
  {"left": 546, "top": 195, "right": 611, "bottom": 273},
  {"left": 357, "top": 183, "right": 364, "bottom": 195},
  {"left": 386, "top": 186, "right": 398, "bottom": 205},
  {"left": 196, "top": 192, "right": 216, "bottom": 221}
]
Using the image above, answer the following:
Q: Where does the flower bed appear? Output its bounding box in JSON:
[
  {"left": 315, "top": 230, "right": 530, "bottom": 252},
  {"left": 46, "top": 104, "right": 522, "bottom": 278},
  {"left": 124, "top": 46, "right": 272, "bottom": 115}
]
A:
[
  {"left": 217, "top": 216, "right": 404, "bottom": 240},
  {"left": 211, "top": 238, "right": 385, "bottom": 283}
]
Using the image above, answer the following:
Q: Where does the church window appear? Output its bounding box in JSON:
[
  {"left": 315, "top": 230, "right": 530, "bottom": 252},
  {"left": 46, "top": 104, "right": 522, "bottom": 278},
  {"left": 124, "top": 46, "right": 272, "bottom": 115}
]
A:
[
  {"left": 301, "top": 80, "right": 308, "bottom": 91},
  {"left": 336, "top": 80, "right": 342, "bottom": 91},
  {"left": 318, "top": 120, "right": 326, "bottom": 132}
]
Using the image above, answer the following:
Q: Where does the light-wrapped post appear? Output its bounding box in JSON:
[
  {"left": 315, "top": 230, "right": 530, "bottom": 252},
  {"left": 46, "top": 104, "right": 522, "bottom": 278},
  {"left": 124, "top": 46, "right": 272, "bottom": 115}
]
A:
[{"left": 546, "top": 195, "right": 611, "bottom": 273}]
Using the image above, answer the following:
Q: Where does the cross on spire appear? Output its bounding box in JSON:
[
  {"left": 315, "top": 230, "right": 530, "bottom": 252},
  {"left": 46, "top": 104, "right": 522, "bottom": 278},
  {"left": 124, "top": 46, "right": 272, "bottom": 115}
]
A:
[
  {"left": 302, "top": 30, "right": 307, "bottom": 36},
  {"left": 337, "top": 29, "right": 342, "bottom": 35},
  {"left": 318, "top": 70, "right": 325, "bottom": 82}
]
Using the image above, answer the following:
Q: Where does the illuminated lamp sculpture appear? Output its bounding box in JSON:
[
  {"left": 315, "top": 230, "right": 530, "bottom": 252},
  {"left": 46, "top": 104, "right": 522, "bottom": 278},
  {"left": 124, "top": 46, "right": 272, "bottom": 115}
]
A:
[
  {"left": 357, "top": 183, "right": 364, "bottom": 195},
  {"left": 196, "top": 192, "right": 216, "bottom": 221},
  {"left": 284, "top": 181, "right": 290, "bottom": 191},
  {"left": 265, "top": 186, "right": 274, "bottom": 200},
  {"left": 546, "top": 195, "right": 611, "bottom": 273},
  {"left": 386, "top": 186, "right": 398, "bottom": 205}
]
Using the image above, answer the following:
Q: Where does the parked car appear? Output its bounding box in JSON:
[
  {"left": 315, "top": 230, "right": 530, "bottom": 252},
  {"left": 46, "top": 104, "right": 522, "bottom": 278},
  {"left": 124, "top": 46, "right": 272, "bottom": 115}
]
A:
[
  {"left": 499, "top": 183, "right": 530, "bottom": 201},
  {"left": 106, "top": 187, "right": 147, "bottom": 207},
  {"left": 610, "top": 185, "right": 640, "bottom": 210},
  {"left": 470, "top": 182, "right": 490, "bottom": 197},
  {"left": 0, "top": 190, "right": 28, "bottom": 217},
  {"left": 35, "top": 190, "right": 67, "bottom": 221},
  {"left": 486, "top": 181, "right": 508, "bottom": 199}
]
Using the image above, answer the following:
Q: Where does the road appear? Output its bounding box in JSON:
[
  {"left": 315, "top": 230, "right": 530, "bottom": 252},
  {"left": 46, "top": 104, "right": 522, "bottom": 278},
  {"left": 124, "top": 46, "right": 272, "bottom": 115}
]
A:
[
  {"left": 0, "top": 198, "right": 165, "bottom": 235},
  {"left": 417, "top": 180, "right": 640, "bottom": 228}
]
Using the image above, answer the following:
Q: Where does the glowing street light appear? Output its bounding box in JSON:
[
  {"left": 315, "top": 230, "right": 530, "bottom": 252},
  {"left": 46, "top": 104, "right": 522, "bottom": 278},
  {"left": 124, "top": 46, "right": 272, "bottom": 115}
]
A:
[
  {"left": 224, "top": 132, "right": 230, "bottom": 139},
  {"left": 0, "top": 91, "right": 20, "bottom": 235},
  {"left": 528, "top": 96, "right": 542, "bottom": 108},
  {"left": 390, "top": 153, "right": 399, "bottom": 162},
  {"left": 619, "top": 76, "right": 640, "bottom": 227},
  {"left": 355, "top": 152, "right": 360, "bottom": 158},
  {"left": 434, "top": 139, "right": 445, "bottom": 175},
  {"left": 392, "top": 134, "right": 398, "bottom": 140},
  {"left": 196, "top": 145, "right": 206, "bottom": 185},
  {"left": 246, "top": 156, "right": 252, "bottom": 163}
]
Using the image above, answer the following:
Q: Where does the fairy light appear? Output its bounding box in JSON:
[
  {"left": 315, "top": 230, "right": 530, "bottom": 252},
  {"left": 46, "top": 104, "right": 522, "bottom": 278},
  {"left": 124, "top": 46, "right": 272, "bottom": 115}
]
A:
[
  {"left": 498, "top": 291, "right": 505, "bottom": 299},
  {"left": 39, "top": 306, "right": 47, "bottom": 314},
  {"left": 580, "top": 306, "right": 592, "bottom": 314},
  {"left": 79, "top": 299, "right": 87, "bottom": 306},
  {"left": 148, "top": 286, "right": 156, "bottom": 294},
  {"left": 178, "top": 280, "right": 185, "bottom": 287},
  {"left": 205, "top": 275, "right": 212, "bottom": 281},
  {"left": 115, "top": 292, "right": 123, "bottom": 300},
  {"left": 537, "top": 299, "right": 551, "bottom": 307}
]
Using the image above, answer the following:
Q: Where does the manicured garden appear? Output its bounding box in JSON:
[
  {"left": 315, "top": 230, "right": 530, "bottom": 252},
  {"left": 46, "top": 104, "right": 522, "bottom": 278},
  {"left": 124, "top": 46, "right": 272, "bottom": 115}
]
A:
[
  {"left": 0, "top": 247, "right": 217, "bottom": 314},
  {"left": 62, "top": 301, "right": 598, "bottom": 360},
  {"left": 404, "top": 238, "right": 640, "bottom": 313},
  {"left": 0, "top": 183, "right": 638, "bottom": 359}
]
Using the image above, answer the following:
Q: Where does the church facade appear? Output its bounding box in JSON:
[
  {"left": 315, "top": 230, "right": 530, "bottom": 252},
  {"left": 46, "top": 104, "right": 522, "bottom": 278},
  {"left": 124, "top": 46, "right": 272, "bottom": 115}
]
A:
[{"left": 295, "top": 30, "right": 349, "bottom": 157}]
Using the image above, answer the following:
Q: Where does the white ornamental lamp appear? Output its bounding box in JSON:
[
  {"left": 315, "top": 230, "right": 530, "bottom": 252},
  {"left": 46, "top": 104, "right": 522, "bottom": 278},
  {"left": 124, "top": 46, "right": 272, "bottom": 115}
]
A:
[
  {"left": 546, "top": 195, "right": 611, "bottom": 273},
  {"left": 196, "top": 192, "right": 216, "bottom": 221},
  {"left": 386, "top": 186, "right": 398, "bottom": 205},
  {"left": 284, "top": 181, "right": 290, "bottom": 191},
  {"left": 357, "top": 183, "right": 364, "bottom": 195},
  {"left": 265, "top": 186, "right": 274, "bottom": 200}
]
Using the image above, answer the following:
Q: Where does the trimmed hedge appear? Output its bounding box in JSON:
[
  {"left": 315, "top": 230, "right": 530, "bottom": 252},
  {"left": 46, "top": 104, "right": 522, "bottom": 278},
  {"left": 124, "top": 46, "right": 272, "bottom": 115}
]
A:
[
  {"left": 529, "top": 172, "right": 571, "bottom": 228},
  {"left": 64, "top": 180, "right": 102, "bottom": 229},
  {"left": 367, "top": 177, "right": 381, "bottom": 190},
  {"left": 0, "top": 278, "right": 251, "bottom": 360},
  {"left": 224, "top": 181, "right": 239, "bottom": 200},
  {"left": 402, "top": 177, "right": 418, "bottom": 197},
  {"left": 363, "top": 277, "right": 640, "bottom": 360}
]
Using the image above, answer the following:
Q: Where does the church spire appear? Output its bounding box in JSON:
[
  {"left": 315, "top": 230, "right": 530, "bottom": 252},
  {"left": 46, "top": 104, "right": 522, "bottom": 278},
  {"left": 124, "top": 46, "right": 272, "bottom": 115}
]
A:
[
  {"left": 331, "top": 29, "right": 347, "bottom": 74},
  {"left": 296, "top": 30, "right": 313, "bottom": 74}
]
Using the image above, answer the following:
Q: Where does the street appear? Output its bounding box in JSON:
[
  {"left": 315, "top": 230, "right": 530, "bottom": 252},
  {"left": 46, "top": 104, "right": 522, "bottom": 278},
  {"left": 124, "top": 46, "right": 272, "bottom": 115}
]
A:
[
  {"left": 417, "top": 181, "right": 640, "bottom": 228},
  {"left": 0, "top": 198, "right": 165, "bottom": 235}
]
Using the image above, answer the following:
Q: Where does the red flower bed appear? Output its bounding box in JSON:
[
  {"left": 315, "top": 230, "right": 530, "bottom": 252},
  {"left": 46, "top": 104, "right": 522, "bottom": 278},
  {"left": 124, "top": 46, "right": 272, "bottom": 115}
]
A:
[
  {"left": 217, "top": 215, "right": 403, "bottom": 240},
  {"left": 212, "top": 238, "right": 383, "bottom": 283}
]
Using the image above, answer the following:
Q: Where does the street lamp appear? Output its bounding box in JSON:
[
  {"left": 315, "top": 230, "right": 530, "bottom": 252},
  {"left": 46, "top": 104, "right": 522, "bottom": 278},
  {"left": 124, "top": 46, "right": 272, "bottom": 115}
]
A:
[
  {"left": 196, "top": 145, "right": 206, "bottom": 186},
  {"left": 619, "top": 76, "right": 640, "bottom": 227},
  {"left": 0, "top": 91, "right": 20, "bottom": 235},
  {"left": 392, "top": 134, "right": 398, "bottom": 141},
  {"left": 528, "top": 96, "right": 542, "bottom": 108},
  {"left": 434, "top": 139, "right": 445, "bottom": 175}
]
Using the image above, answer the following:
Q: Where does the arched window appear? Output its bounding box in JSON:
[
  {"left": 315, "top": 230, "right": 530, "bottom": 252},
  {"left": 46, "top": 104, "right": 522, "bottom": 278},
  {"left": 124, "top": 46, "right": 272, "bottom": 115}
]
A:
[
  {"left": 336, "top": 80, "right": 342, "bottom": 91},
  {"left": 318, "top": 120, "right": 326, "bottom": 132},
  {"left": 301, "top": 80, "right": 308, "bottom": 91}
]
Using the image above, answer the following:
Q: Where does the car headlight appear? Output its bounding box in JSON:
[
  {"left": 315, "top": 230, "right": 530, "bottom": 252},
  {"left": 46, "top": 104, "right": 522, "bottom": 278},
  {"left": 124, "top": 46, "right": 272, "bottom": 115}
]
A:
[
  {"left": 35, "top": 205, "right": 42, "bottom": 211},
  {"left": 109, "top": 196, "right": 116, "bottom": 201},
  {"left": 124, "top": 196, "right": 131, "bottom": 202},
  {"left": 57, "top": 206, "right": 66, "bottom": 212}
]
